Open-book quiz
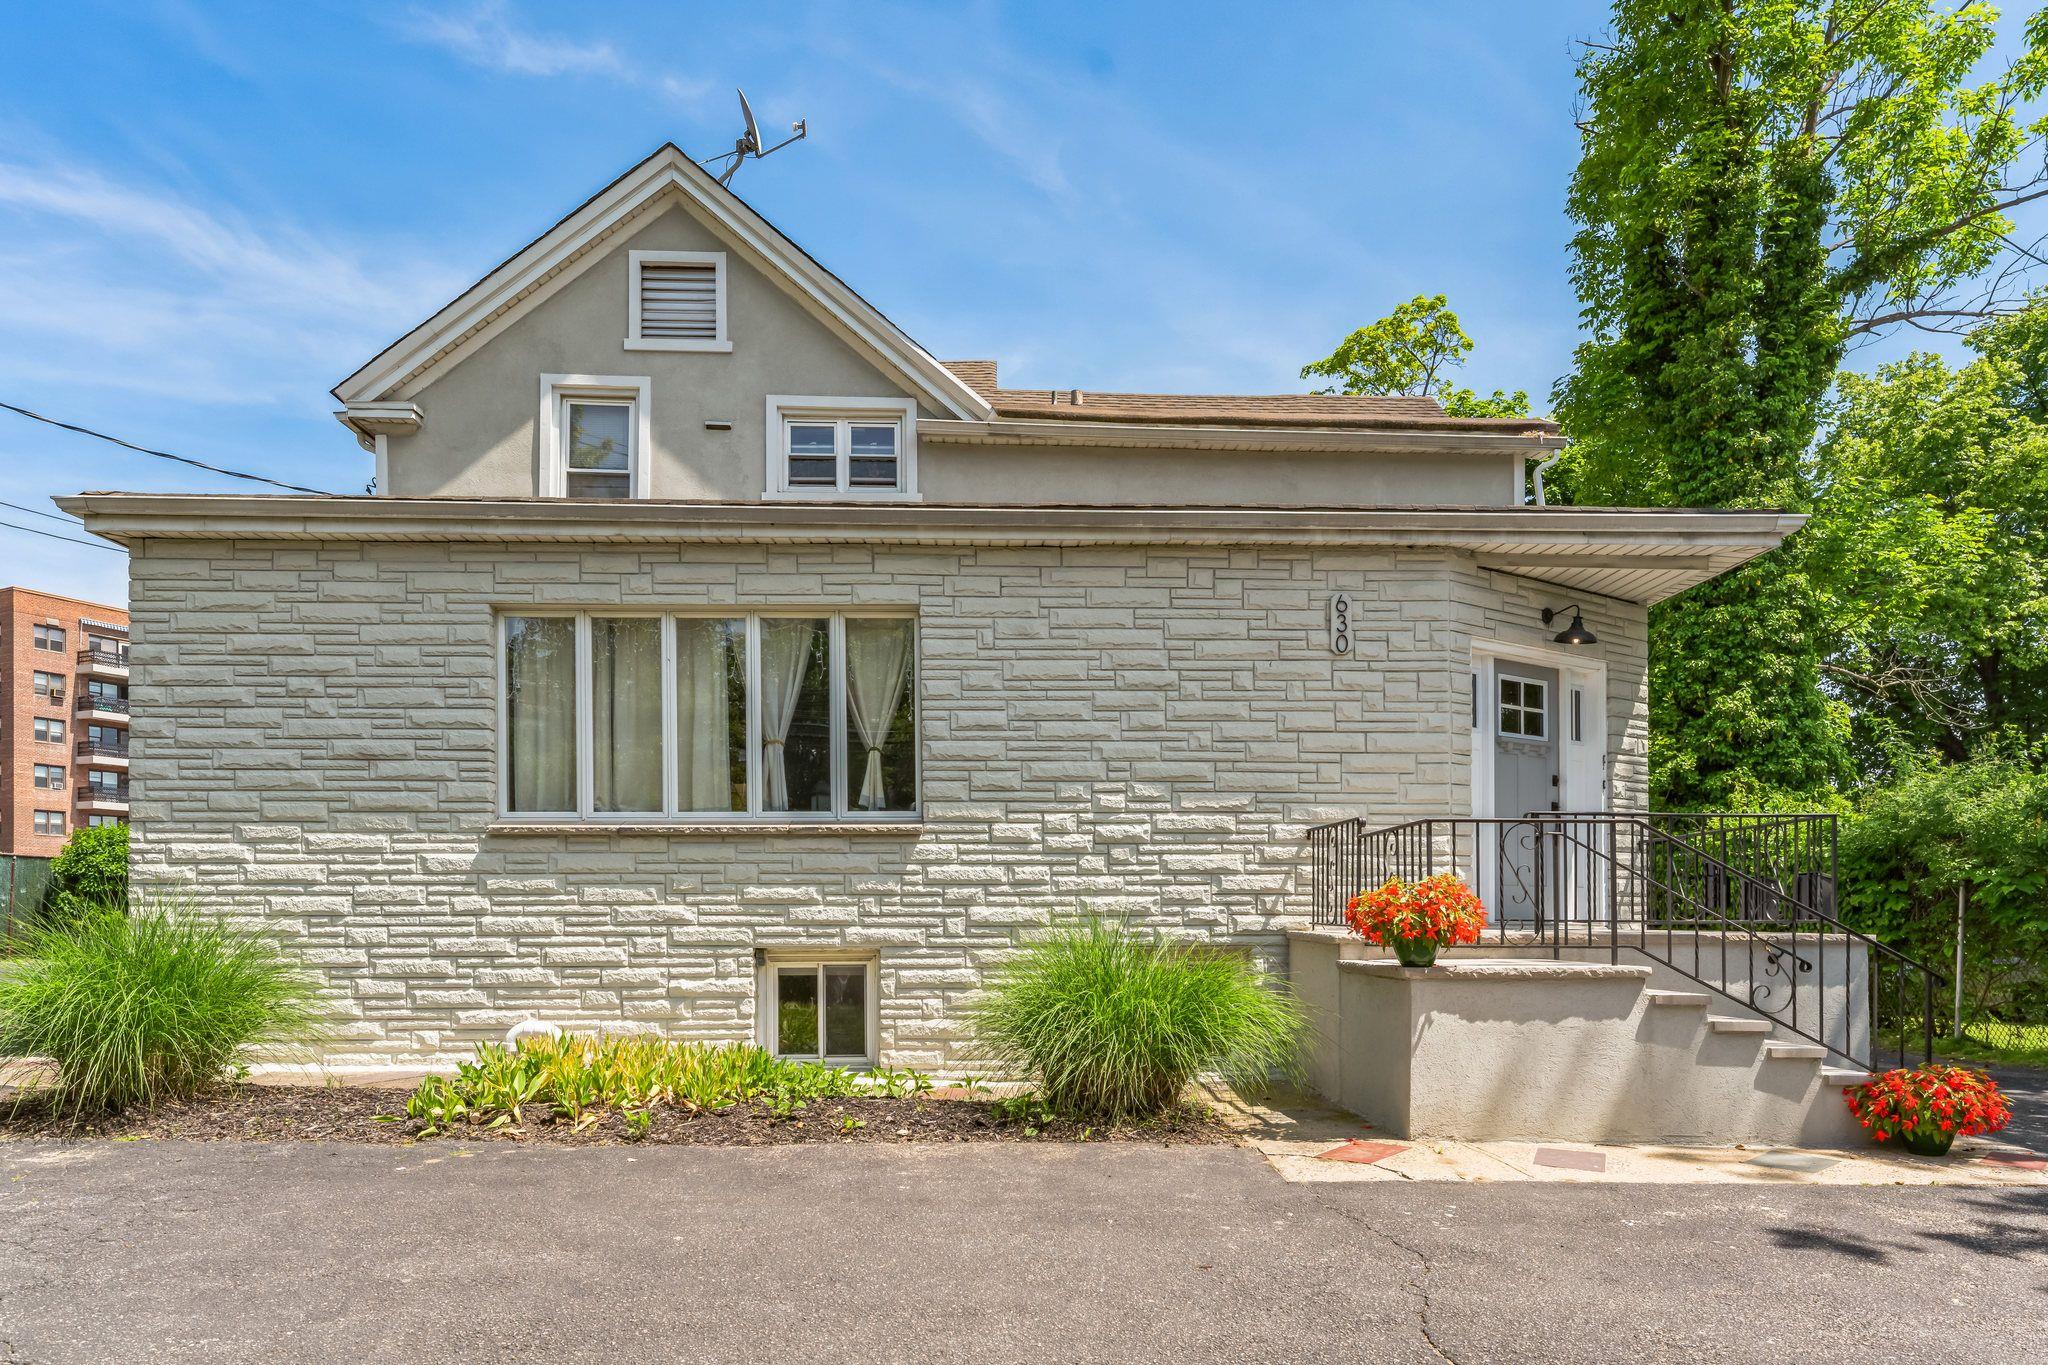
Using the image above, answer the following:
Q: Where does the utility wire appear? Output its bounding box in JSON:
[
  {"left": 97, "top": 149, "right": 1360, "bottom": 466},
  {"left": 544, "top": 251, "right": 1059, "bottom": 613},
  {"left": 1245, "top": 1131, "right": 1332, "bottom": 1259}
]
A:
[
  {"left": 0, "top": 496, "right": 85, "bottom": 526},
  {"left": 0, "top": 518, "right": 123, "bottom": 553},
  {"left": 0, "top": 400, "right": 337, "bottom": 496}
]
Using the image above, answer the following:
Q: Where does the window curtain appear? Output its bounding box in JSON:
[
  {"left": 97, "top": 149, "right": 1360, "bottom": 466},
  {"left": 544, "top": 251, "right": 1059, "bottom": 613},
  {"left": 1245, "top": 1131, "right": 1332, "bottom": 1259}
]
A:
[
  {"left": 591, "top": 617, "right": 662, "bottom": 812},
  {"left": 758, "top": 619, "right": 816, "bottom": 812},
  {"left": 506, "top": 616, "right": 575, "bottom": 812},
  {"left": 676, "top": 618, "right": 744, "bottom": 811},
  {"left": 844, "top": 618, "right": 913, "bottom": 810}
]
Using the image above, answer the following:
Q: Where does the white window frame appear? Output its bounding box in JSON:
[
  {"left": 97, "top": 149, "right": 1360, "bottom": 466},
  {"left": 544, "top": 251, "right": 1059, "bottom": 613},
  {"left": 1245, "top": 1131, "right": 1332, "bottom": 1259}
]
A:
[
  {"left": 757, "top": 954, "right": 880, "bottom": 1065},
  {"left": 625, "top": 249, "right": 731, "bottom": 353},
  {"left": 1497, "top": 673, "right": 1550, "bottom": 740},
  {"left": 538, "top": 374, "right": 653, "bottom": 500},
  {"left": 496, "top": 608, "right": 920, "bottom": 825},
  {"left": 764, "top": 396, "right": 919, "bottom": 502}
]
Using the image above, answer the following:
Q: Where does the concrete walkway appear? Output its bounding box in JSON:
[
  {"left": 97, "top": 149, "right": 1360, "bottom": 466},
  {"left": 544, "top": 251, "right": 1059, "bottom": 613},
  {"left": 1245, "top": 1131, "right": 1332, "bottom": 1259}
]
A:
[
  {"left": 4, "top": 1139, "right": 2045, "bottom": 1364},
  {"left": 1211, "top": 1086, "right": 2048, "bottom": 1188}
]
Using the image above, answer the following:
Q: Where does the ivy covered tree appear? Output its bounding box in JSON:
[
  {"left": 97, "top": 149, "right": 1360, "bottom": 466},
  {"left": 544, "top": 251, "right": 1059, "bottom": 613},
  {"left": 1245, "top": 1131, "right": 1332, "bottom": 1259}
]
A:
[
  {"left": 1303, "top": 294, "right": 1532, "bottom": 418},
  {"left": 1806, "top": 307, "right": 2048, "bottom": 772},
  {"left": 1558, "top": 0, "right": 2048, "bottom": 807}
]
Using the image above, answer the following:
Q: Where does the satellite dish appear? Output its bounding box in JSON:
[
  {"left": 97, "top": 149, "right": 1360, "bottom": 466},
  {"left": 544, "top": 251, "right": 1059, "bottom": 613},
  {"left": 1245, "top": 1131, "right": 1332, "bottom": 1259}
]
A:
[
  {"left": 738, "top": 89, "right": 763, "bottom": 156},
  {"left": 707, "top": 88, "right": 808, "bottom": 187}
]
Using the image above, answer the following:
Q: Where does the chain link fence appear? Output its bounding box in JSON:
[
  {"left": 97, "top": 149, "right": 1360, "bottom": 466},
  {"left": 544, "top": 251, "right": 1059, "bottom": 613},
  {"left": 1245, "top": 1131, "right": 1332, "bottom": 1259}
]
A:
[{"left": 2, "top": 854, "right": 55, "bottom": 950}]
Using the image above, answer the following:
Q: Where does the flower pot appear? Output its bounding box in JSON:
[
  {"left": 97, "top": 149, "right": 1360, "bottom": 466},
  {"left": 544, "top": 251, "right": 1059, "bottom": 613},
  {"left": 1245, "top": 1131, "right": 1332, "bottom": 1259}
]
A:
[
  {"left": 1388, "top": 934, "right": 1439, "bottom": 968},
  {"left": 1901, "top": 1127, "right": 1956, "bottom": 1157}
]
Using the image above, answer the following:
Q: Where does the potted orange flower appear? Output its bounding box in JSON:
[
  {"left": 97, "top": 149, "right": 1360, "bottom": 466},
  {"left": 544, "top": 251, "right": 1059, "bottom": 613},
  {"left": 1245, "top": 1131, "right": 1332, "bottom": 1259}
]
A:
[
  {"left": 1344, "top": 873, "right": 1487, "bottom": 968},
  {"left": 1844, "top": 1065, "right": 2012, "bottom": 1157}
]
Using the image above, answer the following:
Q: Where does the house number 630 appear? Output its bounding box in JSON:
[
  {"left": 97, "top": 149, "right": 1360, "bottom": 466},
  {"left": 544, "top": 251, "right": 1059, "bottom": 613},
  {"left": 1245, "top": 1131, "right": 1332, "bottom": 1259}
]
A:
[{"left": 1328, "top": 592, "right": 1354, "bottom": 656}]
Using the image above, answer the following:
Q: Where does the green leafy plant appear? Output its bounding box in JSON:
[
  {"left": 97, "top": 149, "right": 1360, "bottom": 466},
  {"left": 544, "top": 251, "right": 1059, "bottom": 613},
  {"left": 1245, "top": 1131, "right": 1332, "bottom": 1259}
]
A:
[
  {"left": 401, "top": 1034, "right": 928, "bottom": 1135},
  {"left": 0, "top": 900, "right": 318, "bottom": 1115},
  {"left": 968, "top": 917, "right": 1306, "bottom": 1121},
  {"left": 45, "top": 822, "right": 130, "bottom": 919}
]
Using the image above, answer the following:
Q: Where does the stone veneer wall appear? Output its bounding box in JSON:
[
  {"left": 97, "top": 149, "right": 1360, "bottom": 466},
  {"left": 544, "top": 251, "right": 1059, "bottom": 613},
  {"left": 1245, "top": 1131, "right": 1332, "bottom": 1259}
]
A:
[{"left": 126, "top": 539, "right": 1648, "bottom": 1067}]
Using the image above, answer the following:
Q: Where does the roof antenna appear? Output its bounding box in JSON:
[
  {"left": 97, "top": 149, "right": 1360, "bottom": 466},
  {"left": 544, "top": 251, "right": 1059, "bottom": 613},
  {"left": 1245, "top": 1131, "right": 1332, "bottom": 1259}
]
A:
[{"left": 702, "top": 89, "right": 807, "bottom": 187}]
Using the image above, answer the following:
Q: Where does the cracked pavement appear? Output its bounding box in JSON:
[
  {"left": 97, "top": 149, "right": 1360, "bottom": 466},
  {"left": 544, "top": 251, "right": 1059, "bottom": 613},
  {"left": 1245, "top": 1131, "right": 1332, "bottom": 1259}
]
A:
[{"left": 3, "top": 1141, "right": 2046, "bottom": 1363}]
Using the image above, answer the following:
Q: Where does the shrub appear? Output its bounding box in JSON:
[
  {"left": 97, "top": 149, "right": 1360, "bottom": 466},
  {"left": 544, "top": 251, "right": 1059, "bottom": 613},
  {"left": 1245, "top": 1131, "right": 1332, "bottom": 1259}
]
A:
[
  {"left": 404, "top": 1035, "right": 929, "bottom": 1135},
  {"left": 47, "top": 822, "right": 130, "bottom": 917},
  {"left": 967, "top": 917, "right": 1305, "bottom": 1120},
  {"left": 0, "top": 901, "right": 318, "bottom": 1115}
]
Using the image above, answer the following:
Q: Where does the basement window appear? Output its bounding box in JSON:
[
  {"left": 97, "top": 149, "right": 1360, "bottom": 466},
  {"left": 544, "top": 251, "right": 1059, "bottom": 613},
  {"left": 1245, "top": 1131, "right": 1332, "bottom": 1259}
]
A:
[
  {"left": 761, "top": 957, "right": 876, "bottom": 1064},
  {"left": 626, "top": 250, "right": 731, "bottom": 352}
]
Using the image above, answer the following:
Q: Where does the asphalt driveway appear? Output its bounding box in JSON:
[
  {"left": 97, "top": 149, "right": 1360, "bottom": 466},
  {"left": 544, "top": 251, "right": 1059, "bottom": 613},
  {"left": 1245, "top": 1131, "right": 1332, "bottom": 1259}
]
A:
[{"left": 2, "top": 1141, "right": 2044, "bottom": 1364}]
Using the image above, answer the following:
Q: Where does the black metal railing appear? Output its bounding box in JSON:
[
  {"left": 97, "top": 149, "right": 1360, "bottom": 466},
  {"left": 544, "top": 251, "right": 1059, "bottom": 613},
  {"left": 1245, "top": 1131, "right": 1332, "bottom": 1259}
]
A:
[
  {"left": 78, "top": 781, "right": 130, "bottom": 803},
  {"left": 75, "top": 741, "right": 129, "bottom": 760},
  {"left": 75, "top": 694, "right": 129, "bottom": 715},
  {"left": 1306, "top": 812, "right": 1941, "bottom": 1071}
]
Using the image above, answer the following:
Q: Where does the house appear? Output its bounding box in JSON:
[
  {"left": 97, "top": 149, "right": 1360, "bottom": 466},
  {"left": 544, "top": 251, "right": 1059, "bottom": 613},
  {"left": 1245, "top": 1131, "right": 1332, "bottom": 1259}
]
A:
[{"left": 65, "top": 145, "right": 1922, "bottom": 1143}]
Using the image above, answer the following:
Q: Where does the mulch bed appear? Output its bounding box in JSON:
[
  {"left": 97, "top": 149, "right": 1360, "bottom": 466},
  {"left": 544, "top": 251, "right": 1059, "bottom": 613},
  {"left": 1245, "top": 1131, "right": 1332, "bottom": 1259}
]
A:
[{"left": 0, "top": 1086, "right": 1229, "bottom": 1147}]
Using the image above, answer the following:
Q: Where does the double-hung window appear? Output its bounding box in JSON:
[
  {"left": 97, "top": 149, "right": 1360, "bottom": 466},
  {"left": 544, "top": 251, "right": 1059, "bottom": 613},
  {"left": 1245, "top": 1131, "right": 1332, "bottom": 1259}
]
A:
[
  {"left": 500, "top": 611, "right": 918, "bottom": 822},
  {"left": 32, "top": 624, "right": 64, "bottom": 651},
  {"left": 540, "top": 375, "right": 651, "bottom": 500},
  {"left": 33, "top": 764, "right": 64, "bottom": 790},
  {"left": 33, "top": 717, "right": 63, "bottom": 744},
  {"left": 766, "top": 397, "right": 917, "bottom": 500},
  {"left": 33, "top": 811, "right": 63, "bottom": 837}
]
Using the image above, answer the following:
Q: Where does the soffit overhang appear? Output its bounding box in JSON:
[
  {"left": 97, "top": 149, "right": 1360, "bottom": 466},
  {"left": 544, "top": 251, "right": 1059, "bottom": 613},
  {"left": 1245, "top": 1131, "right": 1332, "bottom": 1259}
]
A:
[{"left": 59, "top": 496, "right": 1803, "bottom": 606}]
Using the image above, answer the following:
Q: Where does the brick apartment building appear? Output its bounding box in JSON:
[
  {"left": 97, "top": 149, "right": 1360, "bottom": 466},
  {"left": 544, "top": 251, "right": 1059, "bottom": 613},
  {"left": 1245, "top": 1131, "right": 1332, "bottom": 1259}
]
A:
[{"left": 1, "top": 586, "right": 129, "bottom": 857}]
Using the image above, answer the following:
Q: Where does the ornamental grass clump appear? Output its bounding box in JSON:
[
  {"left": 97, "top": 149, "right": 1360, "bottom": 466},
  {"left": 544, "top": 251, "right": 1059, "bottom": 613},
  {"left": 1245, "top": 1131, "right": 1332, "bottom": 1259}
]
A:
[
  {"left": 0, "top": 901, "right": 319, "bottom": 1116},
  {"left": 967, "top": 917, "right": 1306, "bottom": 1121},
  {"left": 1844, "top": 1064, "right": 2011, "bottom": 1157}
]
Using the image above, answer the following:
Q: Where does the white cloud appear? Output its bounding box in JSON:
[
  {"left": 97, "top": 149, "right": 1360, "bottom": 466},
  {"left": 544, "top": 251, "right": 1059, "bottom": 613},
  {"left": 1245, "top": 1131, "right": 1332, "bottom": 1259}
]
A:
[
  {"left": 404, "top": 1, "right": 625, "bottom": 78},
  {"left": 0, "top": 155, "right": 461, "bottom": 409}
]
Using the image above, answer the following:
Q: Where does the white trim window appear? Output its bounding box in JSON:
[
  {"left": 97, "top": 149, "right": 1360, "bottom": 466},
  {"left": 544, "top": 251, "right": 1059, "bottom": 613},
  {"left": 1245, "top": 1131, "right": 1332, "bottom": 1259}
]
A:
[
  {"left": 1498, "top": 674, "right": 1549, "bottom": 739},
  {"left": 499, "top": 610, "right": 918, "bottom": 823},
  {"left": 765, "top": 396, "right": 918, "bottom": 501},
  {"left": 626, "top": 250, "right": 731, "bottom": 352},
  {"left": 760, "top": 957, "right": 878, "bottom": 1064},
  {"left": 539, "top": 375, "right": 652, "bottom": 500}
]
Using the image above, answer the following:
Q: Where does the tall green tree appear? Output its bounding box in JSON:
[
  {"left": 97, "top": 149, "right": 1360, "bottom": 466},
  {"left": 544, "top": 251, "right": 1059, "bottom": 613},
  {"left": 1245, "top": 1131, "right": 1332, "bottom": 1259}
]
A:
[
  {"left": 1558, "top": 0, "right": 2048, "bottom": 808},
  {"left": 1806, "top": 309, "right": 2048, "bottom": 771},
  {"left": 1303, "top": 294, "right": 1532, "bottom": 417}
]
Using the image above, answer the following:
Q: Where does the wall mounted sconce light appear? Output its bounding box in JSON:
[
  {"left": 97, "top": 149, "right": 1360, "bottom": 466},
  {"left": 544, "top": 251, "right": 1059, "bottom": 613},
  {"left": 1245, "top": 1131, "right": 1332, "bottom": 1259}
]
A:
[{"left": 1541, "top": 604, "right": 1598, "bottom": 646}]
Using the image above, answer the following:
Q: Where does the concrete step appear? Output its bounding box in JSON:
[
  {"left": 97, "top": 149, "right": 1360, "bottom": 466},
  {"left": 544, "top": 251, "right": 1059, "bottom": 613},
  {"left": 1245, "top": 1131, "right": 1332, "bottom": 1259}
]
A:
[
  {"left": 1706, "top": 1016, "right": 1772, "bottom": 1035},
  {"left": 1645, "top": 989, "right": 1710, "bottom": 1008},
  {"left": 1821, "top": 1067, "right": 1873, "bottom": 1087},
  {"left": 1762, "top": 1041, "right": 1827, "bottom": 1061}
]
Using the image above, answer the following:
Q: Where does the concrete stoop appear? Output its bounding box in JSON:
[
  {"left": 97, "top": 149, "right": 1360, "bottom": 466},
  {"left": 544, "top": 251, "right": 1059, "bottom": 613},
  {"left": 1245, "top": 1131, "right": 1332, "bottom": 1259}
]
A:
[{"left": 1288, "top": 929, "right": 1871, "bottom": 1148}]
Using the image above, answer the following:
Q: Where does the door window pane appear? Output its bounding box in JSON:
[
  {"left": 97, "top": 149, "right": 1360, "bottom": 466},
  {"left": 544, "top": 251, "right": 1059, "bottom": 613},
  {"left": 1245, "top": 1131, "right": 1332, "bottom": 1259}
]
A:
[
  {"left": 842, "top": 618, "right": 916, "bottom": 812},
  {"left": 506, "top": 616, "right": 577, "bottom": 812},
  {"left": 759, "top": 618, "right": 831, "bottom": 813},
  {"left": 676, "top": 617, "right": 748, "bottom": 812},
  {"left": 823, "top": 966, "right": 867, "bottom": 1058},
  {"left": 591, "top": 617, "right": 662, "bottom": 813},
  {"left": 777, "top": 969, "right": 819, "bottom": 1055}
]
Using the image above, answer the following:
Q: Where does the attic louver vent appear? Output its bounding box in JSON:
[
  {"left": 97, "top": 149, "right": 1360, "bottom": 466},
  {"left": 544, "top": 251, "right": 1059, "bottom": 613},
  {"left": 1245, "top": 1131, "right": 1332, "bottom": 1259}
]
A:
[{"left": 639, "top": 261, "right": 720, "bottom": 339}]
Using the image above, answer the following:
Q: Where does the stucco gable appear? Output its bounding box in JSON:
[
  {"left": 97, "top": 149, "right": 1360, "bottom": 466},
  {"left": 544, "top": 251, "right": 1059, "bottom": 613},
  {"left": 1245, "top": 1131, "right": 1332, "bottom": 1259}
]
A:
[{"left": 332, "top": 143, "right": 990, "bottom": 423}]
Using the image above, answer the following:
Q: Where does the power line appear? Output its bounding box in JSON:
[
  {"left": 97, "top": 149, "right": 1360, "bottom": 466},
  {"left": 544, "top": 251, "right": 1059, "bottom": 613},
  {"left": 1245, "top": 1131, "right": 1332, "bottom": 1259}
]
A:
[
  {"left": 0, "top": 400, "right": 338, "bottom": 496},
  {"left": 0, "top": 496, "right": 85, "bottom": 526},
  {"left": 0, "top": 518, "right": 124, "bottom": 553}
]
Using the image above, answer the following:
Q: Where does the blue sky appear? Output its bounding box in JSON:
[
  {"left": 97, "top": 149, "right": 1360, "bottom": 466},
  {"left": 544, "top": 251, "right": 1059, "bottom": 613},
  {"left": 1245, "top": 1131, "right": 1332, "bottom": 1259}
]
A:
[{"left": 0, "top": 0, "right": 1989, "bottom": 606}]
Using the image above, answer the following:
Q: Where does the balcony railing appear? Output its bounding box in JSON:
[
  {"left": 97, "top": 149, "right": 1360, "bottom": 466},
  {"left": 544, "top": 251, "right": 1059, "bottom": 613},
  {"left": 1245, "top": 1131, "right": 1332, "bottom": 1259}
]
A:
[
  {"left": 76, "top": 741, "right": 130, "bottom": 761},
  {"left": 78, "top": 782, "right": 130, "bottom": 803},
  {"left": 76, "top": 646, "right": 129, "bottom": 668},
  {"left": 74, "top": 694, "right": 129, "bottom": 716}
]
